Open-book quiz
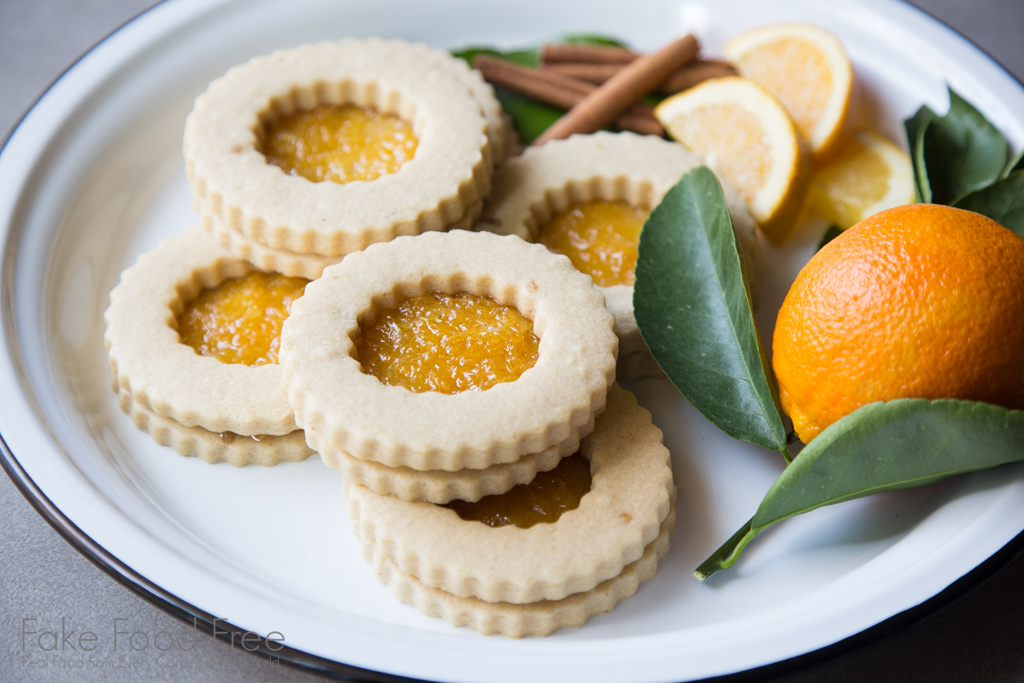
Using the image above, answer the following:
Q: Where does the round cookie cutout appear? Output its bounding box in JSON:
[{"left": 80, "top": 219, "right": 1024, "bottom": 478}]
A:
[
  {"left": 104, "top": 228, "right": 299, "bottom": 436},
  {"left": 477, "top": 131, "right": 760, "bottom": 379},
  {"left": 345, "top": 385, "right": 675, "bottom": 604},
  {"left": 279, "top": 230, "right": 618, "bottom": 472},
  {"left": 184, "top": 39, "right": 493, "bottom": 257}
]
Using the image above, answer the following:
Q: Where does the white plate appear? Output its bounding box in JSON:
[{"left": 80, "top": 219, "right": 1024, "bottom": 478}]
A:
[{"left": 2, "top": 0, "right": 1024, "bottom": 681}]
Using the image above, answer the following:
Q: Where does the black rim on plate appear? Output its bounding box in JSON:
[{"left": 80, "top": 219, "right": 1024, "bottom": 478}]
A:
[{"left": 2, "top": 1, "right": 1024, "bottom": 681}]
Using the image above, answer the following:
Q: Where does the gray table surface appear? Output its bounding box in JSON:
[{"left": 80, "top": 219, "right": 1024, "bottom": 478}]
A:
[{"left": 3, "top": 1, "right": 1024, "bottom": 681}]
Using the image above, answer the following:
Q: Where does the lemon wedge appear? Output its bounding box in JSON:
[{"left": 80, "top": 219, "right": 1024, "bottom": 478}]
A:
[
  {"left": 724, "top": 23, "right": 856, "bottom": 161},
  {"left": 655, "top": 76, "right": 810, "bottom": 246},
  {"left": 808, "top": 127, "right": 915, "bottom": 229}
]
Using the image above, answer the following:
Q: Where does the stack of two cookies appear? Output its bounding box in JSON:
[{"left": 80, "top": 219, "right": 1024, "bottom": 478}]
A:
[
  {"left": 183, "top": 38, "right": 511, "bottom": 281},
  {"left": 276, "top": 229, "right": 677, "bottom": 637},
  {"left": 103, "top": 226, "right": 316, "bottom": 467}
]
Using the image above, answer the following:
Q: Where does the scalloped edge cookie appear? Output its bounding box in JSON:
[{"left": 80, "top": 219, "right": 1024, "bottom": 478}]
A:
[
  {"left": 317, "top": 421, "right": 581, "bottom": 504},
  {"left": 202, "top": 199, "right": 483, "bottom": 280},
  {"left": 104, "top": 227, "right": 299, "bottom": 435},
  {"left": 476, "top": 131, "right": 760, "bottom": 380},
  {"left": 418, "top": 42, "right": 512, "bottom": 167},
  {"left": 279, "top": 230, "right": 618, "bottom": 472},
  {"left": 345, "top": 385, "right": 674, "bottom": 603},
  {"left": 118, "top": 388, "right": 313, "bottom": 466},
  {"left": 203, "top": 210, "right": 341, "bottom": 280},
  {"left": 363, "top": 506, "right": 674, "bottom": 638},
  {"left": 184, "top": 39, "right": 493, "bottom": 257}
]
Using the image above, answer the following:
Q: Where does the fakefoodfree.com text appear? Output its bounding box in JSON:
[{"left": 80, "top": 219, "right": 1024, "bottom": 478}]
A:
[{"left": 18, "top": 616, "right": 285, "bottom": 670}]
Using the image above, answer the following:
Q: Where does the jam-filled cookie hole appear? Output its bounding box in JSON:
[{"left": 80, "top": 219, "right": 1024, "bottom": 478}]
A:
[
  {"left": 177, "top": 271, "right": 308, "bottom": 367},
  {"left": 443, "top": 452, "right": 592, "bottom": 528},
  {"left": 255, "top": 84, "right": 420, "bottom": 185},
  {"left": 538, "top": 200, "right": 650, "bottom": 288},
  {"left": 355, "top": 292, "right": 540, "bottom": 394},
  {"left": 261, "top": 104, "right": 417, "bottom": 184}
]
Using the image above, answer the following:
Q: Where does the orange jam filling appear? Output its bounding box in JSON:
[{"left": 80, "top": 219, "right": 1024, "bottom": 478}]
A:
[
  {"left": 445, "top": 453, "right": 592, "bottom": 528},
  {"left": 178, "top": 272, "right": 308, "bottom": 366},
  {"left": 356, "top": 293, "right": 539, "bottom": 394},
  {"left": 538, "top": 200, "right": 650, "bottom": 287},
  {"left": 262, "top": 104, "right": 417, "bottom": 184}
]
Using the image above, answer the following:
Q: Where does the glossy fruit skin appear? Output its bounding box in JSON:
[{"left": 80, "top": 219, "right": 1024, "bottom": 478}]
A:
[{"left": 773, "top": 204, "right": 1024, "bottom": 443}]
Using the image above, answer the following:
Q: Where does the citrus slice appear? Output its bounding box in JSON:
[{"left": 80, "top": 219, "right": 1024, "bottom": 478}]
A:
[
  {"left": 654, "top": 76, "right": 809, "bottom": 246},
  {"left": 807, "top": 127, "right": 915, "bottom": 229},
  {"left": 724, "top": 23, "right": 856, "bottom": 160}
]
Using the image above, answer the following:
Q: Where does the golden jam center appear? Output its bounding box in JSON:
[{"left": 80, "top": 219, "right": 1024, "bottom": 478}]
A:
[
  {"left": 178, "top": 272, "right": 308, "bottom": 367},
  {"left": 444, "top": 454, "right": 592, "bottom": 528},
  {"left": 262, "top": 104, "right": 417, "bottom": 184},
  {"left": 356, "top": 293, "right": 540, "bottom": 394},
  {"left": 538, "top": 200, "right": 650, "bottom": 287}
]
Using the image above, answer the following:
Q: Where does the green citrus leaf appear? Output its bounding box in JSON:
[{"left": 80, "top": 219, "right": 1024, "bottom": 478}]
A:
[
  {"left": 695, "top": 398, "right": 1024, "bottom": 580},
  {"left": 634, "top": 166, "right": 786, "bottom": 452},
  {"left": 923, "top": 87, "right": 1008, "bottom": 205},
  {"left": 452, "top": 35, "right": 630, "bottom": 144},
  {"left": 451, "top": 46, "right": 539, "bottom": 68},
  {"left": 1002, "top": 148, "right": 1024, "bottom": 179},
  {"left": 952, "top": 171, "right": 1024, "bottom": 237},
  {"left": 904, "top": 104, "right": 936, "bottom": 204},
  {"left": 492, "top": 91, "right": 562, "bottom": 144},
  {"left": 558, "top": 34, "right": 629, "bottom": 48}
]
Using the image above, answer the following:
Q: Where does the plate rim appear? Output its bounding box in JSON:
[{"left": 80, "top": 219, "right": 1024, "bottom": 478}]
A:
[
  {"left": 6, "top": 427, "right": 1024, "bottom": 682},
  {"left": 2, "top": 0, "right": 1024, "bottom": 681}
]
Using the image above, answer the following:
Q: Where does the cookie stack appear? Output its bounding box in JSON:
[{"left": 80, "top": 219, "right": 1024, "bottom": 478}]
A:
[
  {"left": 278, "top": 229, "right": 676, "bottom": 636},
  {"left": 103, "top": 227, "right": 314, "bottom": 466},
  {"left": 347, "top": 385, "right": 676, "bottom": 638},
  {"left": 183, "top": 39, "right": 510, "bottom": 279}
]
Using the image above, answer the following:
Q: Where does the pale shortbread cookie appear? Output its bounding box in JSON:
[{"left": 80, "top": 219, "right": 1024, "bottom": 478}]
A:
[
  {"left": 364, "top": 507, "right": 675, "bottom": 638},
  {"left": 202, "top": 199, "right": 483, "bottom": 280},
  {"left": 476, "top": 131, "right": 760, "bottom": 380},
  {"left": 118, "top": 388, "right": 313, "bottom": 467},
  {"left": 345, "top": 385, "right": 674, "bottom": 604},
  {"left": 318, "top": 424, "right": 581, "bottom": 504},
  {"left": 104, "top": 228, "right": 297, "bottom": 435},
  {"left": 280, "top": 230, "right": 618, "bottom": 472},
  {"left": 416, "top": 42, "right": 511, "bottom": 167},
  {"left": 203, "top": 210, "right": 341, "bottom": 280},
  {"left": 184, "top": 39, "right": 494, "bottom": 257}
]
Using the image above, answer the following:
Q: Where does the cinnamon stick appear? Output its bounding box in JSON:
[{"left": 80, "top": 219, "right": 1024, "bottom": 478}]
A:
[
  {"left": 661, "top": 61, "right": 737, "bottom": 93},
  {"left": 543, "top": 59, "right": 736, "bottom": 94},
  {"left": 541, "top": 41, "right": 724, "bottom": 69},
  {"left": 534, "top": 34, "right": 699, "bottom": 145},
  {"left": 542, "top": 62, "right": 632, "bottom": 84},
  {"left": 472, "top": 55, "right": 663, "bottom": 136},
  {"left": 540, "top": 43, "right": 638, "bottom": 64},
  {"left": 693, "top": 58, "right": 734, "bottom": 69}
]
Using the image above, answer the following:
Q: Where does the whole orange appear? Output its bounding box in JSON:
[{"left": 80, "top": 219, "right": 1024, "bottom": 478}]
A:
[{"left": 772, "top": 203, "right": 1024, "bottom": 443}]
